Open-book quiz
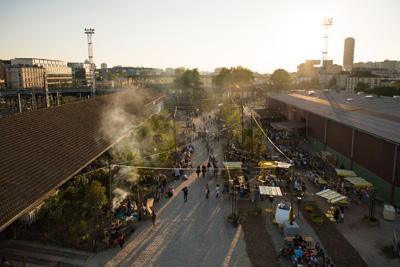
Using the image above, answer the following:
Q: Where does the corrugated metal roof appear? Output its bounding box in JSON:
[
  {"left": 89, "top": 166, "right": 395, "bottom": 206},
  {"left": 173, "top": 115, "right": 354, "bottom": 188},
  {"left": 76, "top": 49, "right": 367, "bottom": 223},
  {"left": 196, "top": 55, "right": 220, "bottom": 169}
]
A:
[
  {"left": 271, "top": 90, "right": 400, "bottom": 144},
  {"left": 0, "top": 87, "right": 163, "bottom": 231}
]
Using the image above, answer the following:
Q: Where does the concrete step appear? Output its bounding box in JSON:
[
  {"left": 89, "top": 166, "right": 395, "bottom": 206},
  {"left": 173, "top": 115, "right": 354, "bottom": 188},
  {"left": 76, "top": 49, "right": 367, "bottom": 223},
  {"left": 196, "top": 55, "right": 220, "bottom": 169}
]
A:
[
  {"left": 11, "top": 240, "right": 91, "bottom": 259},
  {"left": 0, "top": 240, "right": 92, "bottom": 267},
  {"left": 8, "top": 259, "right": 48, "bottom": 267},
  {"left": 0, "top": 247, "right": 84, "bottom": 267}
]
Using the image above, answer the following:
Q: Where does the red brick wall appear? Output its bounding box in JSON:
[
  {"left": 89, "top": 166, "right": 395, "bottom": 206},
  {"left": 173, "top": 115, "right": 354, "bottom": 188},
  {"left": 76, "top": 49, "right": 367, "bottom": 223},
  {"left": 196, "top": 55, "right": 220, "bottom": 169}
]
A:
[
  {"left": 326, "top": 120, "right": 352, "bottom": 158},
  {"left": 308, "top": 113, "right": 325, "bottom": 143},
  {"left": 353, "top": 130, "right": 396, "bottom": 184}
]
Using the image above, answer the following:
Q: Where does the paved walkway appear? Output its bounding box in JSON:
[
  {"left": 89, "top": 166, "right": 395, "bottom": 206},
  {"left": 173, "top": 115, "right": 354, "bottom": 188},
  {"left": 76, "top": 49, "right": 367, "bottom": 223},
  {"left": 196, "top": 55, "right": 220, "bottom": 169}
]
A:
[{"left": 85, "top": 110, "right": 251, "bottom": 267}]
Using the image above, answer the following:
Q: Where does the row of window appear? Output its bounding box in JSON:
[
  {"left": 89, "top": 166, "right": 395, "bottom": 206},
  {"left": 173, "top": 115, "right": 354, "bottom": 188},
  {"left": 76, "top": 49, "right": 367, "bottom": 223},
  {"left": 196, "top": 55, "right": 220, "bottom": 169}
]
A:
[{"left": 348, "top": 78, "right": 379, "bottom": 84}]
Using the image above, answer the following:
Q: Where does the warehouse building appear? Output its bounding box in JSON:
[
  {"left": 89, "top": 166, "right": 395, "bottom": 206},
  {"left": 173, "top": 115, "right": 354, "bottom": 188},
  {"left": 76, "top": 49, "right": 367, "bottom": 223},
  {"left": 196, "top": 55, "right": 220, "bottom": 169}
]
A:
[{"left": 266, "top": 90, "right": 400, "bottom": 203}]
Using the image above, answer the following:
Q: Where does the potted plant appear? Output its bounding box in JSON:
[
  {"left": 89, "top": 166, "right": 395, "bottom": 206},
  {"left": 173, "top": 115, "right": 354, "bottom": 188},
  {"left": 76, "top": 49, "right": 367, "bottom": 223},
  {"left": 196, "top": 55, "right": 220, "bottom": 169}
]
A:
[
  {"left": 305, "top": 202, "right": 316, "bottom": 213},
  {"left": 227, "top": 213, "right": 237, "bottom": 223},
  {"left": 250, "top": 206, "right": 262, "bottom": 217},
  {"left": 310, "top": 213, "right": 324, "bottom": 225},
  {"left": 363, "top": 215, "right": 380, "bottom": 226}
]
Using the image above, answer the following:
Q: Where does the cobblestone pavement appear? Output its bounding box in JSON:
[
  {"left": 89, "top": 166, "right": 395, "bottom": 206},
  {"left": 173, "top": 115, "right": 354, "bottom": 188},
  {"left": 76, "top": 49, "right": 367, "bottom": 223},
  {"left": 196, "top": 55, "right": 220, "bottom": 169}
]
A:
[{"left": 85, "top": 110, "right": 251, "bottom": 267}]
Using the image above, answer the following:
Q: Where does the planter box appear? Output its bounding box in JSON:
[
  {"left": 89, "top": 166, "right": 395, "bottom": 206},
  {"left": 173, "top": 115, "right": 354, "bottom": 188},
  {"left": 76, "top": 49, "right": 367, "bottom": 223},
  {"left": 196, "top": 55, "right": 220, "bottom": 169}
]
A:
[{"left": 363, "top": 217, "right": 380, "bottom": 226}]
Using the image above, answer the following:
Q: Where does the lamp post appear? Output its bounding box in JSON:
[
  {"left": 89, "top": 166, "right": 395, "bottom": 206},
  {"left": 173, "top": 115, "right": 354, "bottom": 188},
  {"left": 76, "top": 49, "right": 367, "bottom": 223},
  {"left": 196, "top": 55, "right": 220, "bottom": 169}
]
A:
[
  {"left": 173, "top": 106, "right": 178, "bottom": 153},
  {"left": 108, "top": 162, "right": 113, "bottom": 226},
  {"left": 289, "top": 166, "right": 295, "bottom": 225}
]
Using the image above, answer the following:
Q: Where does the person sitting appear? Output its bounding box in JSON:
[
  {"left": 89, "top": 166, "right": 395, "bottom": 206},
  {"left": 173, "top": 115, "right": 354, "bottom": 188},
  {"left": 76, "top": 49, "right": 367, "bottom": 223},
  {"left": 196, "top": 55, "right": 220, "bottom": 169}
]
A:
[
  {"left": 317, "top": 248, "right": 326, "bottom": 261},
  {"left": 279, "top": 201, "right": 285, "bottom": 209},
  {"left": 102, "top": 229, "right": 111, "bottom": 249},
  {"left": 294, "top": 246, "right": 303, "bottom": 262},
  {"left": 315, "top": 241, "right": 321, "bottom": 251},
  {"left": 293, "top": 235, "right": 300, "bottom": 247},
  {"left": 284, "top": 200, "right": 290, "bottom": 210}
]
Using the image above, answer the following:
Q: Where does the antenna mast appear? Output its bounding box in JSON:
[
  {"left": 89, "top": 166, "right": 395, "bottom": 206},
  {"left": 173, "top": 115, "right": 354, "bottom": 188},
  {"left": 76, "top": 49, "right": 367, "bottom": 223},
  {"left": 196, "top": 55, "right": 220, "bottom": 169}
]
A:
[
  {"left": 321, "top": 18, "right": 332, "bottom": 90},
  {"left": 84, "top": 28, "right": 96, "bottom": 98}
]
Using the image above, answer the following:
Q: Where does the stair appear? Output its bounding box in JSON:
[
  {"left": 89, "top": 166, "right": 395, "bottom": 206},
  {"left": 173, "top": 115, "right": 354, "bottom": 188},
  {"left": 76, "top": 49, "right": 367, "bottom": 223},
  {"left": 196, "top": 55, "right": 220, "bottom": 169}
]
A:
[{"left": 0, "top": 240, "right": 92, "bottom": 267}]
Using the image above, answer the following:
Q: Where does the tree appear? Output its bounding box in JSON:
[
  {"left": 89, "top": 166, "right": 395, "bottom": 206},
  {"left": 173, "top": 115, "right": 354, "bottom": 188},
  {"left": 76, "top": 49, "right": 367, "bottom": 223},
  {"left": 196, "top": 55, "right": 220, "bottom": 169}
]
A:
[
  {"left": 84, "top": 180, "right": 107, "bottom": 221},
  {"left": 212, "top": 66, "right": 254, "bottom": 87},
  {"left": 328, "top": 77, "right": 337, "bottom": 89},
  {"left": 107, "top": 70, "right": 118, "bottom": 81},
  {"left": 140, "top": 70, "right": 150, "bottom": 76},
  {"left": 174, "top": 68, "right": 203, "bottom": 89},
  {"left": 354, "top": 82, "right": 369, "bottom": 92},
  {"left": 271, "top": 69, "right": 291, "bottom": 85}
]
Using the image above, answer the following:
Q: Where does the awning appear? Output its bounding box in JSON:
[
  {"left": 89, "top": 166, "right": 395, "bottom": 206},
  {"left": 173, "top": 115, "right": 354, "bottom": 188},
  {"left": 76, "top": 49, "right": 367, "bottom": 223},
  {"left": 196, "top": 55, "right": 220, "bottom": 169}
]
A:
[
  {"left": 258, "top": 161, "right": 292, "bottom": 169},
  {"left": 316, "top": 189, "right": 347, "bottom": 204},
  {"left": 259, "top": 186, "right": 282, "bottom": 196},
  {"left": 344, "top": 177, "right": 373, "bottom": 187},
  {"left": 270, "top": 120, "right": 307, "bottom": 131},
  {"left": 223, "top": 162, "right": 242, "bottom": 169},
  {"left": 335, "top": 169, "right": 357, "bottom": 177}
]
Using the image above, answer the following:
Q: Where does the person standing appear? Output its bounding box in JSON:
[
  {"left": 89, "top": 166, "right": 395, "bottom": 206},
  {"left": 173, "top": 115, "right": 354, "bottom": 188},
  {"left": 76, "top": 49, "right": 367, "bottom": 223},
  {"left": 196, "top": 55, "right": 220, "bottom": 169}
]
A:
[
  {"left": 196, "top": 165, "right": 201, "bottom": 178},
  {"left": 202, "top": 164, "right": 207, "bottom": 178},
  {"left": 216, "top": 184, "right": 220, "bottom": 198},
  {"left": 174, "top": 167, "right": 180, "bottom": 181},
  {"left": 151, "top": 211, "right": 157, "bottom": 229},
  {"left": 205, "top": 184, "right": 210, "bottom": 198},
  {"left": 213, "top": 165, "right": 219, "bottom": 178},
  {"left": 183, "top": 186, "right": 188, "bottom": 202},
  {"left": 208, "top": 165, "right": 213, "bottom": 177}
]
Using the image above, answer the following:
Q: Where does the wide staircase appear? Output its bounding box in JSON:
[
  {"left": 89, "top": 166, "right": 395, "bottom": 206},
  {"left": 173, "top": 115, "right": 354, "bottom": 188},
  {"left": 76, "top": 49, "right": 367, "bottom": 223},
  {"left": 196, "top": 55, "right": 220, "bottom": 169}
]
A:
[{"left": 0, "top": 239, "right": 92, "bottom": 267}]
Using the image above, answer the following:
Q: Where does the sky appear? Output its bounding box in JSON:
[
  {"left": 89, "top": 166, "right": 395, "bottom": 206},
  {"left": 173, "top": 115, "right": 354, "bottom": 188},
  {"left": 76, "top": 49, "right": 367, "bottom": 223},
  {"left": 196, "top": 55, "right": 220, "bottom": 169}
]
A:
[{"left": 1, "top": 0, "right": 399, "bottom": 73}]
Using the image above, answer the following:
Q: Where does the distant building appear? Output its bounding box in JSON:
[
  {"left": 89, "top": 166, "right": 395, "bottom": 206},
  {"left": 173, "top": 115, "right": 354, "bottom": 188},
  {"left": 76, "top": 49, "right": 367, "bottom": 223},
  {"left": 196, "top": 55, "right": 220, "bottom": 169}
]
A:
[
  {"left": 67, "top": 62, "right": 94, "bottom": 87},
  {"left": 11, "top": 58, "right": 72, "bottom": 87},
  {"left": 101, "top": 63, "right": 108, "bottom": 80},
  {"left": 295, "top": 75, "right": 312, "bottom": 85},
  {"left": 353, "top": 60, "right": 400, "bottom": 73},
  {"left": 0, "top": 60, "right": 6, "bottom": 89},
  {"left": 346, "top": 72, "right": 381, "bottom": 92},
  {"left": 165, "top": 68, "right": 175, "bottom": 76},
  {"left": 3, "top": 64, "right": 46, "bottom": 89},
  {"left": 297, "top": 60, "right": 320, "bottom": 78},
  {"left": 335, "top": 71, "right": 350, "bottom": 90},
  {"left": 343, "top": 37, "right": 355, "bottom": 71}
]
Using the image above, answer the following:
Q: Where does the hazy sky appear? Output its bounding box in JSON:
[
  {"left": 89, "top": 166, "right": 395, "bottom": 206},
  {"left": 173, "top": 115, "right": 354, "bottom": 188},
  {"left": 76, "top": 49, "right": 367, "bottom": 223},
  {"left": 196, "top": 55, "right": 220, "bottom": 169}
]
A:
[{"left": 1, "top": 0, "right": 399, "bottom": 73}]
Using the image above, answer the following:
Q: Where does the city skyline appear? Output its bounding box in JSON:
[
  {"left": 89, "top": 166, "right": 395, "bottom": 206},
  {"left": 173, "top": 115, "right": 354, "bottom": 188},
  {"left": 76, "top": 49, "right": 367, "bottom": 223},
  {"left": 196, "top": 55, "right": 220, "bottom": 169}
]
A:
[{"left": 1, "top": 0, "right": 400, "bottom": 73}]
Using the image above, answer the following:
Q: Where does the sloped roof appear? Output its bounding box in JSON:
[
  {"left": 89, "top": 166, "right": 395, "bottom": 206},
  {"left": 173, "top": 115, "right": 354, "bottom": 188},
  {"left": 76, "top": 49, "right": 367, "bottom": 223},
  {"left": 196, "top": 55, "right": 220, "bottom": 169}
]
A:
[
  {"left": 348, "top": 72, "right": 380, "bottom": 78},
  {"left": 0, "top": 87, "right": 163, "bottom": 232},
  {"left": 271, "top": 91, "right": 400, "bottom": 144}
]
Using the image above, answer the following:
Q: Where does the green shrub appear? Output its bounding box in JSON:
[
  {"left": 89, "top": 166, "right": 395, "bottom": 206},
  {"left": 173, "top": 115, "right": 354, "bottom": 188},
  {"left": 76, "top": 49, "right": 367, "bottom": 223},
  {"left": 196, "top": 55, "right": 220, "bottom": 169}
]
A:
[
  {"left": 227, "top": 213, "right": 237, "bottom": 220},
  {"left": 250, "top": 206, "right": 262, "bottom": 216}
]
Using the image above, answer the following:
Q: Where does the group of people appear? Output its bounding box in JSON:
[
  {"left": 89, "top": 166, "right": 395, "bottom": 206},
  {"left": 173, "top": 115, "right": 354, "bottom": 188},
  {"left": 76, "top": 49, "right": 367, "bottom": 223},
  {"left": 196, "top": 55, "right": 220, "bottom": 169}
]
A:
[{"left": 101, "top": 223, "right": 125, "bottom": 249}]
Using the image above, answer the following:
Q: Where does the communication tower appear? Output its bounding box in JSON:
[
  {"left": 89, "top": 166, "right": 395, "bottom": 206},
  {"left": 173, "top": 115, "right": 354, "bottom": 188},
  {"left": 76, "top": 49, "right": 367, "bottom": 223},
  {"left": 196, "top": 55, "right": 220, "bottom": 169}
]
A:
[
  {"left": 84, "top": 28, "right": 96, "bottom": 97},
  {"left": 320, "top": 18, "right": 332, "bottom": 90}
]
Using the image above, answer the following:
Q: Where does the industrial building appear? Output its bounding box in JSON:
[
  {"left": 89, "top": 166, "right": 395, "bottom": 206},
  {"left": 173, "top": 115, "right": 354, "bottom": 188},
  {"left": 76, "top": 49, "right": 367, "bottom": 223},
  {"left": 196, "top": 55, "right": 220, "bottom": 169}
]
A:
[{"left": 266, "top": 90, "right": 400, "bottom": 203}]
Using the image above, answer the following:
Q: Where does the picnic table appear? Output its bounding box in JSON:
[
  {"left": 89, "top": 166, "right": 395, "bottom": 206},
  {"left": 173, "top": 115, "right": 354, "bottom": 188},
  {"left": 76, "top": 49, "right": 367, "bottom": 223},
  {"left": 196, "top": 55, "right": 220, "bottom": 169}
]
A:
[{"left": 284, "top": 236, "right": 314, "bottom": 246}]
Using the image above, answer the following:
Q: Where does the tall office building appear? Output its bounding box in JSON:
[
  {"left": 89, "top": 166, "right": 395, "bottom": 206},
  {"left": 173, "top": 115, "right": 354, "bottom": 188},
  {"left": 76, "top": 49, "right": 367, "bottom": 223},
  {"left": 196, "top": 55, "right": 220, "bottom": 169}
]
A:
[{"left": 343, "top": 37, "right": 355, "bottom": 71}]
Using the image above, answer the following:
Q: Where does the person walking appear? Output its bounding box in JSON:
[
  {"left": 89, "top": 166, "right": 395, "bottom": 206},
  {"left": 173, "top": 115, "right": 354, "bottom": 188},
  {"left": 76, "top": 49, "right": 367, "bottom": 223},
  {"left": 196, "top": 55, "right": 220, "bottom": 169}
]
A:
[
  {"left": 202, "top": 164, "right": 207, "bottom": 178},
  {"left": 151, "top": 211, "right": 157, "bottom": 229},
  {"left": 216, "top": 184, "right": 220, "bottom": 198},
  {"left": 196, "top": 165, "right": 201, "bottom": 178},
  {"left": 182, "top": 186, "right": 188, "bottom": 202},
  {"left": 205, "top": 184, "right": 210, "bottom": 198},
  {"left": 213, "top": 165, "right": 219, "bottom": 178},
  {"left": 208, "top": 165, "right": 213, "bottom": 177}
]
